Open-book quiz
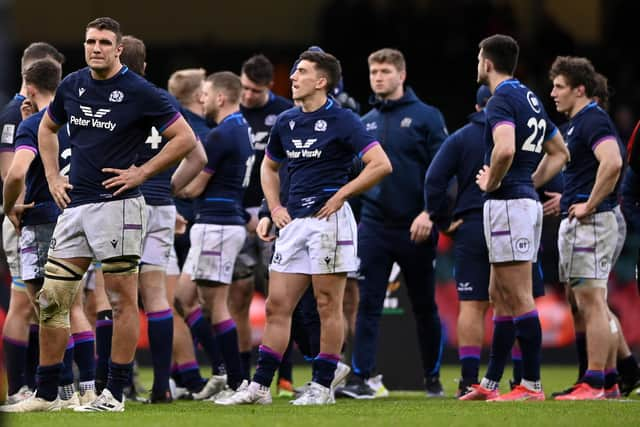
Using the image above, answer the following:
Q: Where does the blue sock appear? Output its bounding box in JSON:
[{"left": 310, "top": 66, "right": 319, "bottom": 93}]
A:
[
  {"left": 458, "top": 346, "right": 481, "bottom": 384},
  {"left": 240, "top": 351, "right": 252, "bottom": 380},
  {"left": 278, "top": 340, "right": 294, "bottom": 382},
  {"left": 582, "top": 369, "right": 604, "bottom": 389},
  {"left": 576, "top": 332, "right": 587, "bottom": 380},
  {"left": 214, "top": 319, "right": 243, "bottom": 389},
  {"left": 72, "top": 331, "right": 96, "bottom": 383},
  {"left": 3, "top": 337, "right": 27, "bottom": 395},
  {"left": 35, "top": 363, "right": 63, "bottom": 401},
  {"left": 60, "top": 337, "right": 75, "bottom": 387},
  {"left": 107, "top": 361, "right": 133, "bottom": 402},
  {"left": 485, "top": 316, "right": 515, "bottom": 383},
  {"left": 95, "top": 310, "right": 113, "bottom": 390},
  {"left": 514, "top": 310, "right": 542, "bottom": 383},
  {"left": 176, "top": 361, "right": 206, "bottom": 393},
  {"left": 605, "top": 368, "right": 618, "bottom": 389},
  {"left": 147, "top": 309, "right": 173, "bottom": 395},
  {"left": 312, "top": 353, "right": 339, "bottom": 388},
  {"left": 186, "top": 308, "right": 225, "bottom": 375},
  {"left": 253, "top": 345, "right": 282, "bottom": 388},
  {"left": 511, "top": 347, "right": 523, "bottom": 384},
  {"left": 26, "top": 324, "right": 39, "bottom": 390}
]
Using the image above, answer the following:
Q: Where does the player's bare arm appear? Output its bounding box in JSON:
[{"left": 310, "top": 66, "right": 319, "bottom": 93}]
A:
[
  {"left": 170, "top": 138, "right": 207, "bottom": 194},
  {"left": 477, "top": 124, "right": 515, "bottom": 192},
  {"left": 260, "top": 155, "right": 290, "bottom": 229},
  {"left": 532, "top": 132, "right": 569, "bottom": 189}
]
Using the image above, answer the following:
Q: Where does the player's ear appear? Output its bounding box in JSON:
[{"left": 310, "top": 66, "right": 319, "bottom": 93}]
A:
[
  {"left": 316, "top": 75, "right": 327, "bottom": 91},
  {"left": 115, "top": 42, "right": 123, "bottom": 58}
]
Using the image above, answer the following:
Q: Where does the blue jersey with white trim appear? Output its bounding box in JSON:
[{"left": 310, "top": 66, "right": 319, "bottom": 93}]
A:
[
  {"left": 0, "top": 94, "right": 26, "bottom": 154},
  {"left": 560, "top": 102, "right": 623, "bottom": 214},
  {"left": 194, "top": 112, "right": 253, "bottom": 225},
  {"left": 484, "top": 79, "right": 558, "bottom": 201},
  {"left": 47, "top": 66, "right": 180, "bottom": 207},
  {"left": 14, "top": 109, "right": 71, "bottom": 225},
  {"left": 266, "top": 99, "right": 378, "bottom": 218}
]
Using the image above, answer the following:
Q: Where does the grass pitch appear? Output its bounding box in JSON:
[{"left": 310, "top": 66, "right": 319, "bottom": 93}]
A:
[{"left": 4, "top": 365, "right": 639, "bottom": 427}]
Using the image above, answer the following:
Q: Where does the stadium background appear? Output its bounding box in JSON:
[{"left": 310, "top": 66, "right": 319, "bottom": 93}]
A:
[{"left": 0, "top": 0, "right": 639, "bottom": 388}]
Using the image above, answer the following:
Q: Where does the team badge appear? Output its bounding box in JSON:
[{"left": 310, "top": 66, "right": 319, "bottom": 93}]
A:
[
  {"left": 526, "top": 91, "right": 541, "bottom": 113},
  {"left": 265, "top": 114, "right": 277, "bottom": 126},
  {"left": 289, "top": 120, "right": 295, "bottom": 130},
  {"left": 314, "top": 120, "right": 327, "bottom": 132},
  {"left": 400, "top": 117, "right": 412, "bottom": 128},
  {"left": 109, "top": 90, "right": 124, "bottom": 103}
]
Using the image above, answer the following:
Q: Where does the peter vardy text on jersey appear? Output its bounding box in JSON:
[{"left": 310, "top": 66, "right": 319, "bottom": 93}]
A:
[{"left": 69, "top": 111, "right": 117, "bottom": 131}]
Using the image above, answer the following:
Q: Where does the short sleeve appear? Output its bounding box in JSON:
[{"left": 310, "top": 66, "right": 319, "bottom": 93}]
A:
[
  {"left": 14, "top": 116, "right": 39, "bottom": 155},
  {"left": 47, "top": 78, "right": 70, "bottom": 125},
  {"left": 485, "top": 95, "right": 515, "bottom": 131},
  {"left": 265, "top": 118, "right": 285, "bottom": 162},
  {"left": 584, "top": 114, "right": 617, "bottom": 151},
  {"left": 544, "top": 119, "right": 558, "bottom": 141},
  {"left": 342, "top": 111, "right": 378, "bottom": 157},
  {"left": 140, "top": 84, "right": 180, "bottom": 133},
  {"left": 202, "top": 129, "right": 227, "bottom": 174}
]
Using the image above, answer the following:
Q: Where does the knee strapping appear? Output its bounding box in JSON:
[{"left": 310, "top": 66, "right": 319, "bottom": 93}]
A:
[
  {"left": 571, "top": 278, "right": 608, "bottom": 290},
  {"left": 38, "top": 258, "right": 85, "bottom": 328},
  {"left": 101, "top": 255, "right": 140, "bottom": 275},
  {"left": 139, "top": 263, "right": 165, "bottom": 274}
]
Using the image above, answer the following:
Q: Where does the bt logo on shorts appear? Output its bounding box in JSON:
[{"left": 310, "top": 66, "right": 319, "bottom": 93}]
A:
[
  {"left": 272, "top": 252, "right": 282, "bottom": 264},
  {"left": 516, "top": 238, "right": 531, "bottom": 253},
  {"left": 457, "top": 282, "right": 472, "bottom": 292}
]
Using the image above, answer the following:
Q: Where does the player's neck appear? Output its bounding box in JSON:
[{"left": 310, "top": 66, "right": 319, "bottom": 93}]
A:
[
  {"left": 183, "top": 102, "right": 204, "bottom": 117},
  {"left": 378, "top": 86, "right": 404, "bottom": 102},
  {"left": 90, "top": 61, "right": 123, "bottom": 80},
  {"left": 214, "top": 105, "right": 240, "bottom": 124},
  {"left": 488, "top": 74, "right": 512, "bottom": 94},
  {"left": 568, "top": 97, "right": 591, "bottom": 118},
  {"left": 34, "top": 94, "right": 54, "bottom": 111},
  {"left": 299, "top": 92, "right": 327, "bottom": 113}
]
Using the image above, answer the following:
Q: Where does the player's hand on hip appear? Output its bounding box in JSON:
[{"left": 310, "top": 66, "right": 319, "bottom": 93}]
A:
[
  {"left": 48, "top": 174, "right": 73, "bottom": 209},
  {"left": 410, "top": 211, "right": 432, "bottom": 243},
  {"left": 271, "top": 206, "right": 291, "bottom": 229},
  {"left": 542, "top": 191, "right": 562, "bottom": 216},
  {"left": 175, "top": 213, "right": 188, "bottom": 235},
  {"left": 442, "top": 218, "right": 464, "bottom": 237},
  {"left": 102, "top": 165, "right": 147, "bottom": 196},
  {"left": 568, "top": 202, "right": 593, "bottom": 224},
  {"left": 315, "top": 193, "right": 345, "bottom": 220},
  {"left": 245, "top": 212, "right": 259, "bottom": 234},
  {"left": 256, "top": 217, "right": 275, "bottom": 242},
  {"left": 476, "top": 165, "right": 492, "bottom": 192}
]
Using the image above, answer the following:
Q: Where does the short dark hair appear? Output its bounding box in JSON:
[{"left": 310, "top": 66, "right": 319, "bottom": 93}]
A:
[
  {"left": 86, "top": 17, "right": 122, "bottom": 43},
  {"left": 21, "top": 42, "right": 65, "bottom": 71},
  {"left": 120, "top": 35, "right": 146, "bottom": 75},
  {"left": 479, "top": 34, "right": 519, "bottom": 75},
  {"left": 592, "top": 72, "right": 609, "bottom": 111},
  {"left": 23, "top": 59, "right": 61, "bottom": 94},
  {"left": 241, "top": 54, "right": 274, "bottom": 86},
  {"left": 207, "top": 71, "right": 242, "bottom": 104},
  {"left": 549, "top": 56, "right": 596, "bottom": 97},
  {"left": 297, "top": 50, "right": 342, "bottom": 94},
  {"left": 368, "top": 48, "right": 406, "bottom": 72}
]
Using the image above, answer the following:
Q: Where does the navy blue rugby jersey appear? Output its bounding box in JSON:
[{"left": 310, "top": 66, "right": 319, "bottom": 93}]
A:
[
  {"left": 138, "top": 88, "right": 183, "bottom": 206},
  {"left": 240, "top": 92, "right": 293, "bottom": 207},
  {"left": 560, "top": 101, "right": 623, "bottom": 214},
  {"left": 47, "top": 66, "right": 180, "bottom": 207},
  {"left": 14, "top": 109, "right": 71, "bottom": 225},
  {"left": 0, "top": 94, "right": 26, "bottom": 153},
  {"left": 194, "top": 112, "right": 253, "bottom": 225},
  {"left": 484, "top": 79, "right": 558, "bottom": 200},
  {"left": 265, "top": 99, "right": 379, "bottom": 218}
]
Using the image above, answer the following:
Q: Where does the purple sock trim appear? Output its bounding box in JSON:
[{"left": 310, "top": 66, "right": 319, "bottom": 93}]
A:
[
  {"left": 514, "top": 310, "right": 539, "bottom": 322},
  {"left": 186, "top": 308, "right": 203, "bottom": 327},
  {"left": 96, "top": 319, "right": 113, "bottom": 327},
  {"left": 604, "top": 368, "right": 618, "bottom": 375},
  {"left": 72, "top": 331, "right": 95, "bottom": 344},
  {"left": 259, "top": 345, "right": 283, "bottom": 362},
  {"left": 493, "top": 315, "right": 513, "bottom": 323},
  {"left": 458, "top": 346, "right": 481, "bottom": 359},
  {"left": 213, "top": 318, "right": 236, "bottom": 335},
  {"left": 3, "top": 336, "right": 27, "bottom": 347},
  {"left": 316, "top": 353, "right": 340, "bottom": 364},
  {"left": 177, "top": 361, "right": 199, "bottom": 372},
  {"left": 29, "top": 324, "right": 39, "bottom": 333},
  {"left": 584, "top": 369, "right": 604, "bottom": 377},
  {"left": 511, "top": 348, "right": 523, "bottom": 360},
  {"left": 146, "top": 308, "right": 173, "bottom": 322},
  {"left": 66, "top": 336, "right": 75, "bottom": 350}
]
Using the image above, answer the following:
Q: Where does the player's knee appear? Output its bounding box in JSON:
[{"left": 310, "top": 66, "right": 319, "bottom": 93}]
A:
[
  {"left": 265, "top": 295, "right": 291, "bottom": 320},
  {"left": 139, "top": 262, "right": 166, "bottom": 274},
  {"left": 101, "top": 255, "right": 140, "bottom": 275},
  {"left": 38, "top": 258, "right": 84, "bottom": 328}
]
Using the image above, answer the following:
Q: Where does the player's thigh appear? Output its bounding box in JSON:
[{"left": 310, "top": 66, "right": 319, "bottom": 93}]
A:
[
  {"left": 186, "top": 223, "right": 246, "bottom": 285},
  {"left": 3, "top": 216, "right": 21, "bottom": 278},
  {"left": 308, "top": 204, "right": 358, "bottom": 275},
  {"left": 454, "top": 218, "right": 490, "bottom": 302},
  {"left": 20, "top": 223, "right": 56, "bottom": 282},
  {"left": 48, "top": 205, "right": 92, "bottom": 260},
  {"left": 141, "top": 204, "right": 176, "bottom": 269}
]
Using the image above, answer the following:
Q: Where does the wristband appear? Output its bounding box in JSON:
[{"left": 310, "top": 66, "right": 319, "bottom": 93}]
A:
[{"left": 271, "top": 205, "right": 283, "bottom": 215}]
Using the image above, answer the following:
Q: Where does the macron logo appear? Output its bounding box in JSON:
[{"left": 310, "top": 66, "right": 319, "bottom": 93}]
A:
[
  {"left": 79, "top": 88, "right": 85, "bottom": 97},
  {"left": 80, "top": 106, "right": 110, "bottom": 118}
]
